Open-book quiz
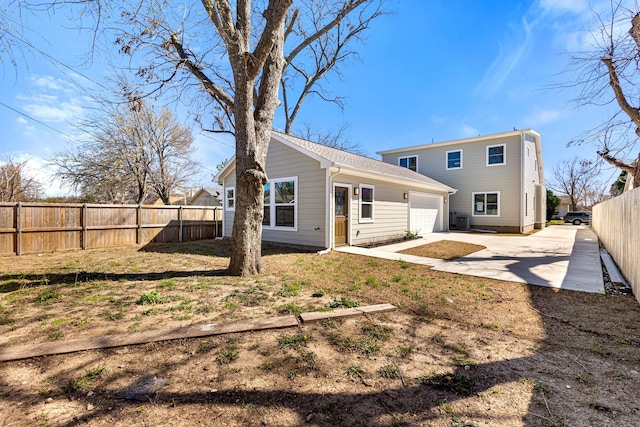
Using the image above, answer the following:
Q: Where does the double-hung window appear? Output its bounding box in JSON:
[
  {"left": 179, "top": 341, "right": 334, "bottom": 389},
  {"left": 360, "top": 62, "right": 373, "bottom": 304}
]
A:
[
  {"left": 398, "top": 156, "right": 418, "bottom": 172},
  {"left": 446, "top": 150, "right": 462, "bottom": 170},
  {"left": 359, "top": 184, "right": 374, "bottom": 223},
  {"left": 486, "top": 144, "right": 506, "bottom": 166},
  {"left": 225, "top": 187, "right": 235, "bottom": 211},
  {"left": 263, "top": 177, "right": 297, "bottom": 229},
  {"left": 473, "top": 192, "right": 500, "bottom": 216}
]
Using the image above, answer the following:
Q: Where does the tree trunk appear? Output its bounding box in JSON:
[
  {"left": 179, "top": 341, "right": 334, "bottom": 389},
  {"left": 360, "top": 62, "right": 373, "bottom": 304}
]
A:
[
  {"left": 227, "top": 3, "right": 288, "bottom": 276},
  {"left": 227, "top": 78, "right": 268, "bottom": 276}
]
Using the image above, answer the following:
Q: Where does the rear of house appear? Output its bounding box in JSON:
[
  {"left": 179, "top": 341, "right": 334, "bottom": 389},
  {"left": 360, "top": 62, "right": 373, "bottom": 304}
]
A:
[
  {"left": 216, "top": 132, "right": 456, "bottom": 250},
  {"left": 379, "top": 129, "right": 545, "bottom": 233}
]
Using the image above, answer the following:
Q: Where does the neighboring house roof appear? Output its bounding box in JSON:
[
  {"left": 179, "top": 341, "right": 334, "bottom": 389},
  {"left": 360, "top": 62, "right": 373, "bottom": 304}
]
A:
[
  {"left": 377, "top": 128, "right": 545, "bottom": 184},
  {"left": 216, "top": 131, "right": 457, "bottom": 194},
  {"left": 188, "top": 187, "right": 222, "bottom": 206}
]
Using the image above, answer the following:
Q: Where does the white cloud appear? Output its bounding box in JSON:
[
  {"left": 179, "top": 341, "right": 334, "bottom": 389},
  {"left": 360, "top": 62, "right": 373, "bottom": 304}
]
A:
[
  {"left": 538, "top": 0, "right": 589, "bottom": 17},
  {"left": 524, "top": 107, "right": 563, "bottom": 126},
  {"left": 476, "top": 18, "right": 534, "bottom": 96},
  {"left": 459, "top": 125, "right": 480, "bottom": 138}
]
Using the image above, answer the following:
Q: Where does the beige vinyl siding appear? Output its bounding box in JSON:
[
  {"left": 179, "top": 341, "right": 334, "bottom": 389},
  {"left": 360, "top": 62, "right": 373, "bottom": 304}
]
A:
[
  {"left": 222, "top": 173, "right": 236, "bottom": 237},
  {"left": 335, "top": 174, "right": 442, "bottom": 246},
  {"left": 383, "top": 134, "right": 523, "bottom": 230},
  {"left": 262, "top": 140, "right": 326, "bottom": 248},
  {"left": 522, "top": 136, "right": 541, "bottom": 230},
  {"left": 222, "top": 140, "right": 326, "bottom": 248}
]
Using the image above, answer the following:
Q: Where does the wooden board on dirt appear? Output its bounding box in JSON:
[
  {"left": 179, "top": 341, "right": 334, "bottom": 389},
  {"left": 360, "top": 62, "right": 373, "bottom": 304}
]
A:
[
  {"left": 0, "top": 315, "right": 299, "bottom": 362},
  {"left": 299, "top": 303, "right": 396, "bottom": 323}
]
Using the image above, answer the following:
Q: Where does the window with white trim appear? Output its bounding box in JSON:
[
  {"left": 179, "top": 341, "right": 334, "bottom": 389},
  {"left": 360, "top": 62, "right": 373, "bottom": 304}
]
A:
[
  {"left": 263, "top": 177, "right": 297, "bottom": 229},
  {"left": 486, "top": 144, "right": 506, "bottom": 166},
  {"left": 473, "top": 192, "right": 500, "bottom": 216},
  {"left": 398, "top": 156, "right": 418, "bottom": 172},
  {"left": 225, "top": 187, "right": 235, "bottom": 211},
  {"left": 359, "top": 184, "right": 374, "bottom": 223},
  {"left": 446, "top": 150, "right": 462, "bottom": 170}
]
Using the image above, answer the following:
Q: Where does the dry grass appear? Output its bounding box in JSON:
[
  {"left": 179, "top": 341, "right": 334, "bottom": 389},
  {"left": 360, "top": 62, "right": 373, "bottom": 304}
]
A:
[
  {"left": 398, "top": 240, "right": 486, "bottom": 260},
  {"left": 0, "top": 239, "right": 638, "bottom": 427}
]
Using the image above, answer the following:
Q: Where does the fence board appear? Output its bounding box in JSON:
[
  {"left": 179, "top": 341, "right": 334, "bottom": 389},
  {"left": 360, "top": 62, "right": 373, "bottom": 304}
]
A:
[
  {"left": 593, "top": 187, "right": 640, "bottom": 304},
  {"left": 0, "top": 203, "right": 222, "bottom": 255}
]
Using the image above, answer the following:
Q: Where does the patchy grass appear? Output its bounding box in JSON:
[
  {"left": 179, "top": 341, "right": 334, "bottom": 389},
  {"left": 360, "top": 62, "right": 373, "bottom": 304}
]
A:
[
  {"left": 0, "top": 239, "right": 639, "bottom": 427},
  {"left": 399, "top": 240, "right": 486, "bottom": 260}
]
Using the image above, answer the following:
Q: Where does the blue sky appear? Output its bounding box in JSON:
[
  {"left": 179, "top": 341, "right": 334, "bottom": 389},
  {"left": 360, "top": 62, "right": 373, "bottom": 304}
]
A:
[{"left": 0, "top": 0, "right": 625, "bottom": 197}]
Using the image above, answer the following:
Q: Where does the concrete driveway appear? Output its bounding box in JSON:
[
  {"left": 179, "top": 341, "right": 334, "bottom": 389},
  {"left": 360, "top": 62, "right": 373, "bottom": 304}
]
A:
[{"left": 334, "top": 225, "right": 604, "bottom": 293}]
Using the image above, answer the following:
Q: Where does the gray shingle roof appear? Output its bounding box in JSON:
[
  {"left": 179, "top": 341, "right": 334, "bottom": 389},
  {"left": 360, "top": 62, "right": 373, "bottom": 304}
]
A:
[{"left": 272, "top": 131, "right": 455, "bottom": 193}]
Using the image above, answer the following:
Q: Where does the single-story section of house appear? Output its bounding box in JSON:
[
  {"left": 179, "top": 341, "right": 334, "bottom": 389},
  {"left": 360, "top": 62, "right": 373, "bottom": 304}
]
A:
[{"left": 215, "top": 131, "right": 457, "bottom": 250}]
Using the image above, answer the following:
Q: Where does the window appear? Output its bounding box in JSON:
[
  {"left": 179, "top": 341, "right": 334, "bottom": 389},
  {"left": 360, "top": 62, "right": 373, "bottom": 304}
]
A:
[
  {"left": 446, "top": 150, "right": 462, "bottom": 170},
  {"left": 263, "top": 177, "right": 297, "bottom": 229},
  {"left": 486, "top": 144, "right": 506, "bottom": 166},
  {"left": 262, "top": 183, "right": 270, "bottom": 226},
  {"left": 399, "top": 156, "right": 418, "bottom": 172},
  {"left": 473, "top": 192, "right": 500, "bottom": 216},
  {"left": 359, "top": 184, "right": 374, "bottom": 223},
  {"left": 225, "top": 187, "right": 235, "bottom": 211}
]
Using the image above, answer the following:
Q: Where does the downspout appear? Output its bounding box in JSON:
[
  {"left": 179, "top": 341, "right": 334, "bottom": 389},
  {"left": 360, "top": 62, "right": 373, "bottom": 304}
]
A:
[
  {"left": 519, "top": 132, "right": 525, "bottom": 234},
  {"left": 318, "top": 167, "right": 342, "bottom": 255}
]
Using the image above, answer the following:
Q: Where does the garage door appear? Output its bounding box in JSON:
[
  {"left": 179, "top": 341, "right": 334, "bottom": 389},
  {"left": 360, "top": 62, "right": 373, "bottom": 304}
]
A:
[{"left": 409, "top": 192, "right": 442, "bottom": 234}]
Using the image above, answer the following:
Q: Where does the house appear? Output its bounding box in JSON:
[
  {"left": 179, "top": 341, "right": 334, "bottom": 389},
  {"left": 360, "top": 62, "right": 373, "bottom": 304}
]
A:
[
  {"left": 378, "top": 129, "right": 545, "bottom": 234},
  {"left": 188, "top": 187, "right": 222, "bottom": 206},
  {"left": 215, "top": 131, "right": 457, "bottom": 250},
  {"left": 557, "top": 196, "right": 571, "bottom": 218}
]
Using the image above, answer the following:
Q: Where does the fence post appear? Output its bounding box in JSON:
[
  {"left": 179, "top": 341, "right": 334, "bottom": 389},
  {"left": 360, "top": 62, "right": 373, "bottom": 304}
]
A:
[
  {"left": 179, "top": 206, "right": 184, "bottom": 242},
  {"left": 81, "top": 204, "right": 88, "bottom": 250},
  {"left": 215, "top": 206, "right": 220, "bottom": 238},
  {"left": 16, "top": 202, "right": 22, "bottom": 256},
  {"left": 137, "top": 205, "right": 143, "bottom": 245}
]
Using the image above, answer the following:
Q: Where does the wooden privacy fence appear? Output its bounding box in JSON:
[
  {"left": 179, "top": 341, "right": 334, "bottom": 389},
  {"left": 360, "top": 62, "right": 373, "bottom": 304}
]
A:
[
  {"left": 592, "top": 187, "right": 640, "bottom": 304},
  {"left": 0, "top": 202, "right": 222, "bottom": 256}
]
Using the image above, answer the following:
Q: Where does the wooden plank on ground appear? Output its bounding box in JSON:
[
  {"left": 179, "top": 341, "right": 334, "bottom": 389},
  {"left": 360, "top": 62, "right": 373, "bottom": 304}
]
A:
[
  {"left": 0, "top": 315, "right": 298, "bottom": 362},
  {"left": 600, "top": 250, "right": 627, "bottom": 285},
  {"left": 300, "top": 303, "right": 397, "bottom": 323}
]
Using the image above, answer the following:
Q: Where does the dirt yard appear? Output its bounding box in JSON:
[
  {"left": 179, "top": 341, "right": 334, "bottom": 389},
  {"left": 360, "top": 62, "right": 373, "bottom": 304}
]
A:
[{"left": 0, "top": 239, "right": 639, "bottom": 426}]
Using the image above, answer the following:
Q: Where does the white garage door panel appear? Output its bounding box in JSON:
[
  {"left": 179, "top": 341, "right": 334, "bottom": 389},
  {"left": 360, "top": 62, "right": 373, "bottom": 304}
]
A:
[{"left": 409, "top": 193, "right": 442, "bottom": 234}]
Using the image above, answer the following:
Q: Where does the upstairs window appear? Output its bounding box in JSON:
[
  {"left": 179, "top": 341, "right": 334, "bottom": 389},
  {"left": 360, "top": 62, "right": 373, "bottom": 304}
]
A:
[
  {"left": 399, "top": 156, "right": 418, "bottom": 172},
  {"left": 487, "top": 144, "right": 506, "bottom": 166},
  {"left": 446, "top": 150, "right": 462, "bottom": 170}
]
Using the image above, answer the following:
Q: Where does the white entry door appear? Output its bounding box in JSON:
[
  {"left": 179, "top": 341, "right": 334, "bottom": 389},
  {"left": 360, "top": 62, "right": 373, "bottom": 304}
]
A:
[{"left": 409, "top": 192, "right": 442, "bottom": 234}]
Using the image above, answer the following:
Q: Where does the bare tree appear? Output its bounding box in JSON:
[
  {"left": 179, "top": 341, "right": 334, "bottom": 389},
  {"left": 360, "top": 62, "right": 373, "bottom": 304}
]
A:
[
  {"left": 548, "top": 157, "right": 603, "bottom": 210},
  {"left": 296, "top": 123, "right": 365, "bottom": 155},
  {"left": 74, "top": 0, "right": 381, "bottom": 275},
  {"left": 50, "top": 100, "right": 196, "bottom": 204},
  {"left": 0, "top": 155, "right": 43, "bottom": 202},
  {"left": 567, "top": 1, "right": 640, "bottom": 188},
  {"left": 281, "top": 1, "right": 385, "bottom": 134}
]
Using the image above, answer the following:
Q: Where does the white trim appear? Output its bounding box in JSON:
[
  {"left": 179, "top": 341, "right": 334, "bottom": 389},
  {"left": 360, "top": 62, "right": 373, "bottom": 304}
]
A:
[
  {"left": 377, "top": 128, "right": 540, "bottom": 155},
  {"left": 332, "top": 182, "right": 353, "bottom": 247},
  {"left": 472, "top": 191, "right": 500, "bottom": 217},
  {"left": 486, "top": 144, "right": 506, "bottom": 167},
  {"left": 225, "top": 187, "right": 235, "bottom": 211},
  {"left": 445, "top": 149, "right": 463, "bottom": 170},
  {"left": 262, "top": 176, "right": 298, "bottom": 231},
  {"left": 358, "top": 183, "right": 374, "bottom": 224},
  {"left": 398, "top": 155, "right": 418, "bottom": 172}
]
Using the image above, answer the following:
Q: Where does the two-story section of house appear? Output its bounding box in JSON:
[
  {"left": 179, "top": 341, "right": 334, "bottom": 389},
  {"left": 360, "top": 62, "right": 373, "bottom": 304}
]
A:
[{"left": 378, "top": 129, "right": 545, "bottom": 234}]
